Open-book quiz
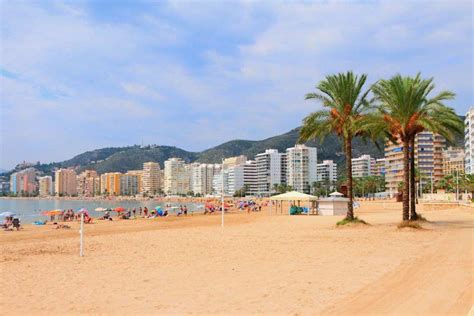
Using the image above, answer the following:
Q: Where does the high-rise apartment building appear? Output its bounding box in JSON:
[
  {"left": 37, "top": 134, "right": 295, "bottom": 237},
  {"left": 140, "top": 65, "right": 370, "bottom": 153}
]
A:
[
  {"left": 38, "top": 176, "right": 53, "bottom": 196},
  {"left": 256, "top": 149, "right": 285, "bottom": 196},
  {"left": 190, "top": 163, "right": 221, "bottom": 195},
  {"left": 443, "top": 147, "right": 465, "bottom": 175},
  {"left": 223, "top": 155, "right": 247, "bottom": 167},
  {"left": 54, "top": 169, "right": 77, "bottom": 196},
  {"left": 464, "top": 106, "right": 474, "bottom": 174},
  {"left": 385, "top": 132, "right": 446, "bottom": 195},
  {"left": 164, "top": 158, "right": 190, "bottom": 195},
  {"left": 222, "top": 160, "right": 257, "bottom": 195},
  {"left": 10, "top": 168, "right": 37, "bottom": 195},
  {"left": 286, "top": 144, "right": 317, "bottom": 193},
  {"left": 76, "top": 170, "right": 100, "bottom": 197},
  {"left": 373, "top": 158, "right": 386, "bottom": 176},
  {"left": 120, "top": 172, "right": 141, "bottom": 195},
  {"left": 100, "top": 172, "right": 122, "bottom": 195},
  {"left": 142, "top": 162, "right": 161, "bottom": 195},
  {"left": 316, "top": 160, "right": 337, "bottom": 183},
  {"left": 351, "top": 155, "right": 376, "bottom": 178},
  {"left": 416, "top": 132, "right": 445, "bottom": 185}
]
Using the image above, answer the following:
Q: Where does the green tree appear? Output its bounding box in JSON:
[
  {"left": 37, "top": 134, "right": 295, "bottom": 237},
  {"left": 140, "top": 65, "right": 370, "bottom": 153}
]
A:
[
  {"left": 371, "top": 73, "right": 462, "bottom": 220},
  {"left": 300, "top": 71, "right": 372, "bottom": 220}
]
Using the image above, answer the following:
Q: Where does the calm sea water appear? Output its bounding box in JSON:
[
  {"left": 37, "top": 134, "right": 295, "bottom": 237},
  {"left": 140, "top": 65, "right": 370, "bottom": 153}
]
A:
[{"left": 0, "top": 198, "right": 202, "bottom": 223}]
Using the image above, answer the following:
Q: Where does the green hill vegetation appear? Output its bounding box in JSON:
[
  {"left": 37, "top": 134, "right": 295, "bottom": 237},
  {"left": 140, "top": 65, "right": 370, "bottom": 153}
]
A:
[{"left": 2, "top": 124, "right": 463, "bottom": 178}]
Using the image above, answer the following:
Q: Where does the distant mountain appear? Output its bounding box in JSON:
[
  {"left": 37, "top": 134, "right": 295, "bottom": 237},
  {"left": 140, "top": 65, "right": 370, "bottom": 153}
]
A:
[{"left": 1, "top": 124, "right": 464, "bottom": 177}]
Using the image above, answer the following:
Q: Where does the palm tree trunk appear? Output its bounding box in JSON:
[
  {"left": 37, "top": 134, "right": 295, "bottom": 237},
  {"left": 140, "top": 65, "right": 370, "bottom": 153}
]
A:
[
  {"left": 402, "top": 140, "right": 410, "bottom": 221},
  {"left": 345, "top": 138, "right": 354, "bottom": 220},
  {"left": 409, "top": 137, "right": 418, "bottom": 220}
]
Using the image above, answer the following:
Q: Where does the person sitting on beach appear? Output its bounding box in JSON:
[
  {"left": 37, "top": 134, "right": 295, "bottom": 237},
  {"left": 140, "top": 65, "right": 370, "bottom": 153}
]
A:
[
  {"left": 163, "top": 209, "right": 168, "bottom": 217},
  {"left": 12, "top": 218, "right": 21, "bottom": 231},
  {"left": 177, "top": 206, "right": 183, "bottom": 216},
  {"left": 2, "top": 216, "right": 12, "bottom": 229},
  {"left": 102, "top": 211, "right": 112, "bottom": 221}
]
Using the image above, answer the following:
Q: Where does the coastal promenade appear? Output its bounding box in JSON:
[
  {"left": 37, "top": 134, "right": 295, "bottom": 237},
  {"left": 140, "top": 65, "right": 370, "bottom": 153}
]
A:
[{"left": 1, "top": 201, "right": 472, "bottom": 314}]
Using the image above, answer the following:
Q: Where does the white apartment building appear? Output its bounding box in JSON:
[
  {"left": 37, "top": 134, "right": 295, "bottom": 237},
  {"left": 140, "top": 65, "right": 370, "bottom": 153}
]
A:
[
  {"left": 316, "top": 160, "right": 337, "bottom": 184},
  {"left": 55, "top": 168, "right": 77, "bottom": 196},
  {"left": 190, "top": 163, "right": 221, "bottom": 195},
  {"left": 286, "top": 144, "right": 317, "bottom": 193},
  {"left": 226, "top": 160, "right": 257, "bottom": 195},
  {"left": 256, "top": 149, "right": 285, "bottom": 196},
  {"left": 142, "top": 162, "right": 161, "bottom": 195},
  {"left": 120, "top": 173, "right": 141, "bottom": 196},
  {"left": 351, "top": 155, "right": 376, "bottom": 178},
  {"left": 38, "top": 176, "right": 53, "bottom": 196},
  {"left": 465, "top": 106, "right": 474, "bottom": 174},
  {"left": 212, "top": 169, "right": 230, "bottom": 195},
  {"left": 164, "top": 158, "right": 190, "bottom": 195}
]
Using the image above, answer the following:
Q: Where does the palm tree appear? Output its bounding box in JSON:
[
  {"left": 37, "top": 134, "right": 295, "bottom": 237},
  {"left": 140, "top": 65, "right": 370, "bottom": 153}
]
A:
[
  {"left": 371, "top": 73, "right": 463, "bottom": 221},
  {"left": 300, "top": 71, "right": 372, "bottom": 220}
]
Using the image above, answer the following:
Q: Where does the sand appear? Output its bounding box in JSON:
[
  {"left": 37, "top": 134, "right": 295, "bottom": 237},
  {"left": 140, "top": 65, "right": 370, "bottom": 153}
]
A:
[{"left": 1, "top": 201, "right": 472, "bottom": 315}]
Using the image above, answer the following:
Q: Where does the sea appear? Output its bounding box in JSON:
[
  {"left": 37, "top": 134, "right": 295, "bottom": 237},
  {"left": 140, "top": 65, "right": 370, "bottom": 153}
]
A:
[{"left": 0, "top": 198, "right": 203, "bottom": 223}]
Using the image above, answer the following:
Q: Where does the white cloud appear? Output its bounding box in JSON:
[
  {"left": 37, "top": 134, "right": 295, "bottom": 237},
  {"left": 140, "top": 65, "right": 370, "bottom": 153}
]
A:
[{"left": 0, "top": 0, "right": 472, "bottom": 168}]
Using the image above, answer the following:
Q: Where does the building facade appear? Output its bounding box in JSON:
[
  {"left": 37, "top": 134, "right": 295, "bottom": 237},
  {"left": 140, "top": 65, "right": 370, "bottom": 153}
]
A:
[
  {"left": 142, "top": 162, "right": 161, "bottom": 195},
  {"left": 256, "top": 149, "right": 285, "bottom": 196},
  {"left": 465, "top": 106, "right": 474, "bottom": 174},
  {"left": 10, "top": 168, "right": 37, "bottom": 195},
  {"left": 38, "top": 176, "right": 53, "bottom": 196},
  {"left": 190, "top": 163, "right": 221, "bottom": 195},
  {"left": 385, "top": 132, "right": 446, "bottom": 195},
  {"left": 164, "top": 158, "right": 190, "bottom": 195},
  {"left": 352, "top": 155, "right": 376, "bottom": 178},
  {"left": 316, "top": 160, "right": 337, "bottom": 183},
  {"left": 76, "top": 170, "right": 100, "bottom": 197},
  {"left": 100, "top": 172, "right": 122, "bottom": 195},
  {"left": 120, "top": 172, "right": 141, "bottom": 195},
  {"left": 373, "top": 158, "right": 386, "bottom": 176},
  {"left": 54, "top": 169, "right": 77, "bottom": 196},
  {"left": 443, "top": 147, "right": 465, "bottom": 175},
  {"left": 285, "top": 144, "right": 317, "bottom": 193}
]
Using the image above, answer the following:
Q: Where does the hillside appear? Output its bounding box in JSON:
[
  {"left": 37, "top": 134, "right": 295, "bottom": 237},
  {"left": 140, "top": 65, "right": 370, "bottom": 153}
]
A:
[{"left": 3, "top": 124, "right": 464, "bottom": 177}]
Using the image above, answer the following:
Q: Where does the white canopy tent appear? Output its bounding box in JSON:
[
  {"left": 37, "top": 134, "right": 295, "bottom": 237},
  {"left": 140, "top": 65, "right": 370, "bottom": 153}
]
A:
[{"left": 269, "top": 191, "right": 318, "bottom": 215}]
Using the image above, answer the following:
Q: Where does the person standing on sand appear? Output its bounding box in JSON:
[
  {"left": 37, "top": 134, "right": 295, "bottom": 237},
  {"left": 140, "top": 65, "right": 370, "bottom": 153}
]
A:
[
  {"left": 144, "top": 207, "right": 148, "bottom": 218},
  {"left": 139, "top": 207, "right": 142, "bottom": 217},
  {"left": 132, "top": 208, "right": 136, "bottom": 218},
  {"left": 184, "top": 205, "right": 188, "bottom": 216}
]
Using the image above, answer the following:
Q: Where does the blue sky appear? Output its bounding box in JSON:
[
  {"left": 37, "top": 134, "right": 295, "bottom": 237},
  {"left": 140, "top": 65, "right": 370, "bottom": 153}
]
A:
[{"left": 1, "top": 0, "right": 473, "bottom": 170}]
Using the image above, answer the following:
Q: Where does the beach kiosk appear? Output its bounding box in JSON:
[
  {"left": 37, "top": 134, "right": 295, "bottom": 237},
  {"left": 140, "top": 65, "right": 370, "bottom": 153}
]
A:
[
  {"left": 269, "top": 191, "right": 318, "bottom": 215},
  {"left": 318, "top": 191, "right": 349, "bottom": 216}
]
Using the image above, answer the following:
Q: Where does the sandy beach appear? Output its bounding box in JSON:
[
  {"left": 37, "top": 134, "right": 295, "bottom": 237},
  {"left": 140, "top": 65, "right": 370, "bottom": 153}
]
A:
[{"left": 1, "top": 201, "right": 472, "bottom": 315}]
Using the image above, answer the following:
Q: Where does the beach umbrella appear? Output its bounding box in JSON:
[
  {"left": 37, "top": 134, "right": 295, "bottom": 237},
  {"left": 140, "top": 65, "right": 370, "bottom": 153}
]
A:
[
  {"left": 77, "top": 208, "right": 89, "bottom": 216},
  {"left": 113, "top": 207, "right": 126, "bottom": 212},
  {"left": 0, "top": 211, "right": 15, "bottom": 217},
  {"left": 95, "top": 207, "right": 107, "bottom": 212},
  {"left": 154, "top": 206, "right": 162, "bottom": 211},
  {"left": 41, "top": 209, "right": 63, "bottom": 216}
]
